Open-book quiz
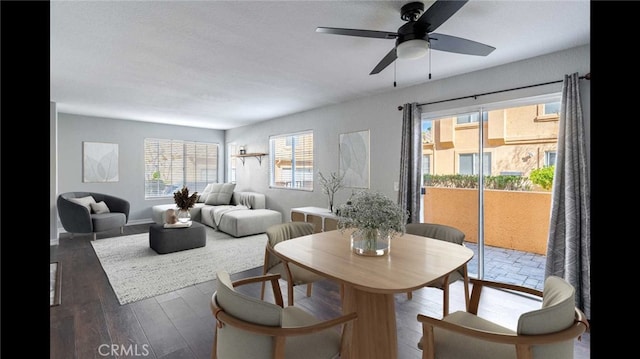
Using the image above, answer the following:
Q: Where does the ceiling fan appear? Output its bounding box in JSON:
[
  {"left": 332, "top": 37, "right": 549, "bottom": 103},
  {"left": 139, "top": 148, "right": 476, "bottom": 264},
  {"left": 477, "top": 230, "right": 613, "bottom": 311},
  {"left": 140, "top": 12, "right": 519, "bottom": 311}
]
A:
[{"left": 316, "top": 0, "right": 495, "bottom": 75}]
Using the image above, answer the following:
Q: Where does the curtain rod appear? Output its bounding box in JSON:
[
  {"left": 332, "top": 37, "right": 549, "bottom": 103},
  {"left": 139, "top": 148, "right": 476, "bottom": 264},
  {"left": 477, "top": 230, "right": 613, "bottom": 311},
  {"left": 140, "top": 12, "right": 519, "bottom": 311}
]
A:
[{"left": 398, "top": 72, "right": 590, "bottom": 110}]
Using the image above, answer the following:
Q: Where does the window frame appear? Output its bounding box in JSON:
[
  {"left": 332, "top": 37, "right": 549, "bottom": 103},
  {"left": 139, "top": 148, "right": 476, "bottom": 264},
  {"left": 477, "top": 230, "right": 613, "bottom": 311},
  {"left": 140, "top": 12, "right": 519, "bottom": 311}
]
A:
[{"left": 269, "top": 130, "right": 314, "bottom": 191}]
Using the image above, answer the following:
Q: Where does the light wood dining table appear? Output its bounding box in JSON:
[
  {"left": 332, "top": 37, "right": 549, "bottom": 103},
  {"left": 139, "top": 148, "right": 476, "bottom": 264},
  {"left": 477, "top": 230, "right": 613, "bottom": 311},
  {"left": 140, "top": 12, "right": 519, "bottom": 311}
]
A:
[{"left": 273, "top": 229, "right": 474, "bottom": 359}]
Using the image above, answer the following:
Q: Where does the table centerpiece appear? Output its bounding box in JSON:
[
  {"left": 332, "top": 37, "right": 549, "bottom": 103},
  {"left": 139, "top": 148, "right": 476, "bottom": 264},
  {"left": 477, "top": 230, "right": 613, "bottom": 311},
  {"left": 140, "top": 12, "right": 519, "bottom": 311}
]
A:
[{"left": 336, "top": 190, "right": 408, "bottom": 256}]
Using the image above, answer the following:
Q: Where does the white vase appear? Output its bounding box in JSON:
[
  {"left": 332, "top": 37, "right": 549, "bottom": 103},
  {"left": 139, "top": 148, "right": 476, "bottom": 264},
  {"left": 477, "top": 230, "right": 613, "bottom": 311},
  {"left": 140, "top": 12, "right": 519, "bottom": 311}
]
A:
[{"left": 350, "top": 229, "right": 390, "bottom": 256}]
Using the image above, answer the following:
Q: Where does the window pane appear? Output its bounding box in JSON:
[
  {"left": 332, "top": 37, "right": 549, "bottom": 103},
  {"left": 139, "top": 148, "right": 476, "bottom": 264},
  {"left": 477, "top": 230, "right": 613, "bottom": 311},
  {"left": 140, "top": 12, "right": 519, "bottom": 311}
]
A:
[
  {"left": 270, "top": 131, "right": 313, "bottom": 190},
  {"left": 544, "top": 102, "right": 560, "bottom": 115}
]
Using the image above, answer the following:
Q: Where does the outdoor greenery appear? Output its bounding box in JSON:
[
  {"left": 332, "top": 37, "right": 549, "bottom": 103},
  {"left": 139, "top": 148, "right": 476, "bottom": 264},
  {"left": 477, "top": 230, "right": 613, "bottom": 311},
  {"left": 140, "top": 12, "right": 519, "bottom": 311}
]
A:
[
  {"left": 529, "top": 166, "right": 555, "bottom": 190},
  {"left": 336, "top": 191, "right": 408, "bottom": 240},
  {"left": 424, "top": 174, "right": 533, "bottom": 191}
]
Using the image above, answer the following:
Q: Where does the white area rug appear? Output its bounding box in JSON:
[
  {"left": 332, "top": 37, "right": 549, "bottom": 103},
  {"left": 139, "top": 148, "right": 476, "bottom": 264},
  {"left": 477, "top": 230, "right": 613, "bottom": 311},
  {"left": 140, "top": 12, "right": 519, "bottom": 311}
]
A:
[{"left": 91, "top": 227, "right": 267, "bottom": 305}]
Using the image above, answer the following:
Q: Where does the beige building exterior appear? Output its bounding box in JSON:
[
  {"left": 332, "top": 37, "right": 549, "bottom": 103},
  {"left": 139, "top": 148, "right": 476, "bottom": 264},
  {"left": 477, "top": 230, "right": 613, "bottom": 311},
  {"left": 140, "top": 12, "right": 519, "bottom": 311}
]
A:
[{"left": 423, "top": 103, "right": 559, "bottom": 179}]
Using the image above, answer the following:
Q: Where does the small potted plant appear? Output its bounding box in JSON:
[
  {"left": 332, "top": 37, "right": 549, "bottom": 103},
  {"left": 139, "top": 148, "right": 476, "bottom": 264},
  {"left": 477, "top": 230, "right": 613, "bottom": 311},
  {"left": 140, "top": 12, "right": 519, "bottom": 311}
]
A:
[
  {"left": 336, "top": 190, "right": 408, "bottom": 256},
  {"left": 173, "top": 186, "right": 198, "bottom": 222}
]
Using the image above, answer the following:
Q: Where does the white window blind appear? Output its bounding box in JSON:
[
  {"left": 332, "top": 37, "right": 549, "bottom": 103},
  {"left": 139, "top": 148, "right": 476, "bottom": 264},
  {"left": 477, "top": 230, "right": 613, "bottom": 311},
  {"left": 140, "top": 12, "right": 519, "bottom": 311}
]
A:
[{"left": 144, "top": 138, "right": 218, "bottom": 198}]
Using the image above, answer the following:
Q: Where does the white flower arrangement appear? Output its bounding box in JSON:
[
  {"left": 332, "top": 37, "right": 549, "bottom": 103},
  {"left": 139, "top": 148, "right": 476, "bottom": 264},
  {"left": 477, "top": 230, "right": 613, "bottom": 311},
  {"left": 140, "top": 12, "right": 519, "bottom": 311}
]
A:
[{"left": 336, "top": 190, "right": 408, "bottom": 240}]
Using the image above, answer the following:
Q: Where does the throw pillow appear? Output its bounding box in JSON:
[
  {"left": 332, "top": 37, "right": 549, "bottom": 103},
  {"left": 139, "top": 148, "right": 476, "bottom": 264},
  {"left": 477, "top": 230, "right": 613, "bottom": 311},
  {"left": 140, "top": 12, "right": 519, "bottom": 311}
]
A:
[
  {"left": 205, "top": 183, "right": 236, "bottom": 205},
  {"left": 90, "top": 201, "right": 111, "bottom": 214},
  {"left": 197, "top": 183, "right": 216, "bottom": 203},
  {"left": 69, "top": 196, "right": 96, "bottom": 211}
]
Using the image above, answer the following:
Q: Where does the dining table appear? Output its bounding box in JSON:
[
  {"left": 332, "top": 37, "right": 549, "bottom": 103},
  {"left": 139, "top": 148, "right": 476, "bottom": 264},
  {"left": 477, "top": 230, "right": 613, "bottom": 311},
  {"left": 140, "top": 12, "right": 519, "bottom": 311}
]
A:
[{"left": 273, "top": 228, "right": 474, "bottom": 359}]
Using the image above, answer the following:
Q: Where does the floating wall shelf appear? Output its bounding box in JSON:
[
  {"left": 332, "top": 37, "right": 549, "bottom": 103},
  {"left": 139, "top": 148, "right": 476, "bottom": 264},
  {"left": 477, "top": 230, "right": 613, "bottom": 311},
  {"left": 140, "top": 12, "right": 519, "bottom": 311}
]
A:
[{"left": 235, "top": 153, "right": 267, "bottom": 166}]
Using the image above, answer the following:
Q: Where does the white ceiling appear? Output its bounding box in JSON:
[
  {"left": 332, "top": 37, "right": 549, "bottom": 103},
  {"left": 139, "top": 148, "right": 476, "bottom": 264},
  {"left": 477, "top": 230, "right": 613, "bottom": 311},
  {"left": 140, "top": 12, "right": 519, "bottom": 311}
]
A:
[{"left": 50, "top": 0, "right": 590, "bottom": 130}]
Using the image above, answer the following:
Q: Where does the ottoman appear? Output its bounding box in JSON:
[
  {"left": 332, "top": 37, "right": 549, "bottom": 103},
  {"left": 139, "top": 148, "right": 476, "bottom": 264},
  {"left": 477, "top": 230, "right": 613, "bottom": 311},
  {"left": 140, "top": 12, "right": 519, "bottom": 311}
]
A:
[{"left": 149, "top": 221, "right": 206, "bottom": 254}]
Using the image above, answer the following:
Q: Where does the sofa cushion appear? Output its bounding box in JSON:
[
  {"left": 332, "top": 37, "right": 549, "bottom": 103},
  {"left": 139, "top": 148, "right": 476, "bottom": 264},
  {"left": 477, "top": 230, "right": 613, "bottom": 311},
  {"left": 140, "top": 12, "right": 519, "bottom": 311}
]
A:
[
  {"left": 69, "top": 195, "right": 96, "bottom": 211},
  {"left": 90, "top": 201, "right": 111, "bottom": 214},
  {"left": 205, "top": 183, "right": 236, "bottom": 205},
  {"left": 197, "top": 183, "right": 215, "bottom": 203}
]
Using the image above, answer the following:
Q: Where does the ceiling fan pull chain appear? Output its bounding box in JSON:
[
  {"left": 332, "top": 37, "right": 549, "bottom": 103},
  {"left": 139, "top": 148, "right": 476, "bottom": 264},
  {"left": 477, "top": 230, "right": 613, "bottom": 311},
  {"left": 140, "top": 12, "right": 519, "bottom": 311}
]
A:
[
  {"left": 394, "top": 61, "right": 397, "bottom": 88},
  {"left": 428, "top": 46, "right": 432, "bottom": 80}
]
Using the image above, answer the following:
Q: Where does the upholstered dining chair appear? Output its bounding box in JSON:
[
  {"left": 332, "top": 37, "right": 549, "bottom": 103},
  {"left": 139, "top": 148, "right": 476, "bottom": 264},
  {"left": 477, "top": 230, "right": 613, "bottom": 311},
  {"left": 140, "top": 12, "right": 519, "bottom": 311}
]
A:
[
  {"left": 261, "top": 222, "right": 325, "bottom": 305},
  {"left": 416, "top": 276, "right": 589, "bottom": 359},
  {"left": 211, "top": 271, "right": 357, "bottom": 359},
  {"left": 405, "top": 222, "right": 470, "bottom": 316}
]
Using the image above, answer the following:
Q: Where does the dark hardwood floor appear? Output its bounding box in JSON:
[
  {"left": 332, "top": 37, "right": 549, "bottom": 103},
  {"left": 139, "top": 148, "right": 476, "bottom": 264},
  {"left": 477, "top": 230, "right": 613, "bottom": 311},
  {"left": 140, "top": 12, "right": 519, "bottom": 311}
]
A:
[{"left": 50, "top": 223, "right": 590, "bottom": 358}]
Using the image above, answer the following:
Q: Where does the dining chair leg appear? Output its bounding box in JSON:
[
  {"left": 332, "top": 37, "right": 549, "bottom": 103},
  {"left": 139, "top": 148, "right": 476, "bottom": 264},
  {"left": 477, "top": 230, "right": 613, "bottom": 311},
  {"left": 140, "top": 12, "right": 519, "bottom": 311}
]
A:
[
  {"left": 288, "top": 284, "right": 295, "bottom": 306},
  {"left": 406, "top": 291, "right": 413, "bottom": 300},
  {"left": 306, "top": 283, "right": 313, "bottom": 297}
]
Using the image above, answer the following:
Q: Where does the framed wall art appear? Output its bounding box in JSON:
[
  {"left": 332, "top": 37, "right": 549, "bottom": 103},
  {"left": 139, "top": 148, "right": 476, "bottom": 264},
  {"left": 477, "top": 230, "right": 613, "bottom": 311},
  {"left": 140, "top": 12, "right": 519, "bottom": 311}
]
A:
[
  {"left": 83, "top": 141, "right": 119, "bottom": 182},
  {"left": 339, "top": 130, "right": 370, "bottom": 188}
]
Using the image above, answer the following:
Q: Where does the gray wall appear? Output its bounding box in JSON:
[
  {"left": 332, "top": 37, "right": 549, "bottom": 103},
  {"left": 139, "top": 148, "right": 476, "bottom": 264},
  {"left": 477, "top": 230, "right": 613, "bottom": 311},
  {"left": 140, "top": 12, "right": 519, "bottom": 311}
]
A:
[
  {"left": 227, "top": 45, "right": 591, "bottom": 219},
  {"left": 51, "top": 102, "right": 58, "bottom": 243},
  {"left": 56, "top": 114, "right": 225, "bottom": 224},
  {"left": 52, "top": 45, "right": 590, "bottom": 231}
]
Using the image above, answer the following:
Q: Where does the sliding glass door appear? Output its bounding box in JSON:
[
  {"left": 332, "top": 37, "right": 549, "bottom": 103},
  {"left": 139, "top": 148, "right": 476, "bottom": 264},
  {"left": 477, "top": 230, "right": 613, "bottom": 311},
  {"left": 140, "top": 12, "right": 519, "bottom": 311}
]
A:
[{"left": 420, "top": 94, "right": 560, "bottom": 290}]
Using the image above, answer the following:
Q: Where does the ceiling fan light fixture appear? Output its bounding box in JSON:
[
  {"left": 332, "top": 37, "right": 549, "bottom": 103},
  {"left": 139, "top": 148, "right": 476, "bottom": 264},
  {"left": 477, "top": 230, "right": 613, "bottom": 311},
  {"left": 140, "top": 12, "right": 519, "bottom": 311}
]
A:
[{"left": 396, "top": 39, "right": 429, "bottom": 59}]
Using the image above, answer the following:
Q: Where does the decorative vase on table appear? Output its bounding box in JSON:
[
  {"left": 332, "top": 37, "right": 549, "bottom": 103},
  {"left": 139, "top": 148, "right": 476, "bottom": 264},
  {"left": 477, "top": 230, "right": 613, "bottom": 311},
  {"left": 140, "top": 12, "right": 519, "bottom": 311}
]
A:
[
  {"left": 350, "top": 228, "right": 390, "bottom": 256},
  {"left": 336, "top": 190, "right": 408, "bottom": 258},
  {"left": 176, "top": 209, "right": 191, "bottom": 223},
  {"left": 173, "top": 186, "right": 198, "bottom": 223}
]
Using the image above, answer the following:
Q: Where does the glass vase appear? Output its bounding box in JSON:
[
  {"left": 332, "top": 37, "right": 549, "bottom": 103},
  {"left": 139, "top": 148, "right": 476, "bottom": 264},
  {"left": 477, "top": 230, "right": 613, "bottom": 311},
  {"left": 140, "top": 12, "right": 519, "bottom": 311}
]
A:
[
  {"left": 351, "top": 229, "right": 390, "bottom": 256},
  {"left": 177, "top": 209, "right": 191, "bottom": 223}
]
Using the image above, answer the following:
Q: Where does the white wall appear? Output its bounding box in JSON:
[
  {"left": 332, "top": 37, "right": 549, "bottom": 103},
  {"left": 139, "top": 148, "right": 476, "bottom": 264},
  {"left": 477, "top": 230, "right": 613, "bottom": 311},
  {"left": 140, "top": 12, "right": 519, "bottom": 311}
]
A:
[
  {"left": 51, "top": 102, "right": 59, "bottom": 244},
  {"left": 226, "top": 45, "right": 590, "bottom": 218}
]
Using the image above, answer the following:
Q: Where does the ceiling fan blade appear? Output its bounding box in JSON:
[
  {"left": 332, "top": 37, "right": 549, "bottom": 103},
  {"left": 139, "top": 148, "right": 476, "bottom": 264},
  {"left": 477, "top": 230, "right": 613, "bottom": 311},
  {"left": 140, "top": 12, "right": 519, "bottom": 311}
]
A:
[
  {"left": 417, "top": 0, "right": 468, "bottom": 33},
  {"left": 370, "top": 48, "right": 397, "bottom": 75},
  {"left": 429, "top": 33, "right": 495, "bottom": 56},
  {"left": 316, "top": 27, "right": 397, "bottom": 39}
]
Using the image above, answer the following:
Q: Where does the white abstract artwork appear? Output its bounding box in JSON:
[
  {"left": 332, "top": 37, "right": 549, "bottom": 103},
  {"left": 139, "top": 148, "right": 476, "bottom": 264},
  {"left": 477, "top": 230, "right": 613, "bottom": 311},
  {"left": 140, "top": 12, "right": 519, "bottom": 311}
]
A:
[
  {"left": 339, "top": 130, "right": 370, "bottom": 188},
  {"left": 83, "top": 142, "right": 119, "bottom": 182}
]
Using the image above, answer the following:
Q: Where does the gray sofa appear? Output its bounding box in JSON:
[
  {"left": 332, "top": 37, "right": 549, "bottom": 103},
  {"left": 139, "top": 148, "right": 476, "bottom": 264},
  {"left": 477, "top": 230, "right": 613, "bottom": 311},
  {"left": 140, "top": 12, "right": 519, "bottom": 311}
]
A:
[
  {"left": 152, "top": 191, "right": 281, "bottom": 237},
  {"left": 57, "top": 192, "right": 130, "bottom": 240}
]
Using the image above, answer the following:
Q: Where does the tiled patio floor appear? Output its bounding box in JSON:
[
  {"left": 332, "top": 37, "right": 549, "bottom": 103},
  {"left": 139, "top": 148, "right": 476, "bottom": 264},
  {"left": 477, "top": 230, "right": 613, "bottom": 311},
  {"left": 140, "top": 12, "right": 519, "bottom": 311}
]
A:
[{"left": 464, "top": 243, "right": 546, "bottom": 291}]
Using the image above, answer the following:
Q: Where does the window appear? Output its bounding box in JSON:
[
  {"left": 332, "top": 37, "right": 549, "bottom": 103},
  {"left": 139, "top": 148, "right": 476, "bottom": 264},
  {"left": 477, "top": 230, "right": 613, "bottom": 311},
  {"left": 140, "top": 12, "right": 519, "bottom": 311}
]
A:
[
  {"left": 543, "top": 102, "right": 560, "bottom": 115},
  {"left": 459, "top": 153, "right": 491, "bottom": 175},
  {"left": 269, "top": 131, "right": 313, "bottom": 190},
  {"left": 227, "top": 143, "right": 237, "bottom": 183},
  {"left": 456, "top": 111, "right": 488, "bottom": 124},
  {"left": 144, "top": 138, "right": 218, "bottom": 198},
  {"left": 545, "top": 151, "right": 557, "bottom": 167}
]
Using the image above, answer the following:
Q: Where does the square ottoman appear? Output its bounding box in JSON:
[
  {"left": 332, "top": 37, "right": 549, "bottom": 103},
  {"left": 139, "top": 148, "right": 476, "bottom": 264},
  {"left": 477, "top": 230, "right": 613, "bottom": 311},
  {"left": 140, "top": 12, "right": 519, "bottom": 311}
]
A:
[{"left": 149, "top": 221, "right": 206, "bottom": 254}]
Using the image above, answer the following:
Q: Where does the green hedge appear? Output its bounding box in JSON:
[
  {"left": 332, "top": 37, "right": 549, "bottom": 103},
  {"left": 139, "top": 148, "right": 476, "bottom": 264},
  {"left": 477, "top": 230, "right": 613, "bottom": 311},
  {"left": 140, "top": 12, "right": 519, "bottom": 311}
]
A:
[{"left": 423, "top": 174, "right": 533, "bottom": 191}]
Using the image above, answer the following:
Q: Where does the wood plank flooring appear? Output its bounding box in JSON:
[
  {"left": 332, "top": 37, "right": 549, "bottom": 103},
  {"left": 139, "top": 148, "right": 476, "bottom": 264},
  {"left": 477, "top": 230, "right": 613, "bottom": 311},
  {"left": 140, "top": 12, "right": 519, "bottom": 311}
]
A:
[{"left": 50, "top": 224, "right": 590, "bottom": 358}]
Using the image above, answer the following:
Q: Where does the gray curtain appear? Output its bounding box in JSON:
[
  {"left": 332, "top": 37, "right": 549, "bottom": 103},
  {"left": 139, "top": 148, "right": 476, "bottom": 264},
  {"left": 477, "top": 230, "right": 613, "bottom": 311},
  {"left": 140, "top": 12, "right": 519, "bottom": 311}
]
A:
[
  {"left": 545, "top": 72, "right": 590, "bottom": 319},
  {"left": 398, "top": 103, "right": 422, "bottom": 223}
]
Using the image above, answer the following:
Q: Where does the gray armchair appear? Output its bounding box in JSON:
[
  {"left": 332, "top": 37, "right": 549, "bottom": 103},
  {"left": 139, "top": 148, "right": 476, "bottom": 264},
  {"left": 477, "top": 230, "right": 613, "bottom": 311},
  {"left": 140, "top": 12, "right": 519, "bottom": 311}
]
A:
[{"left": 57, "top": 192, "right": 130, "bottom": 240}]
